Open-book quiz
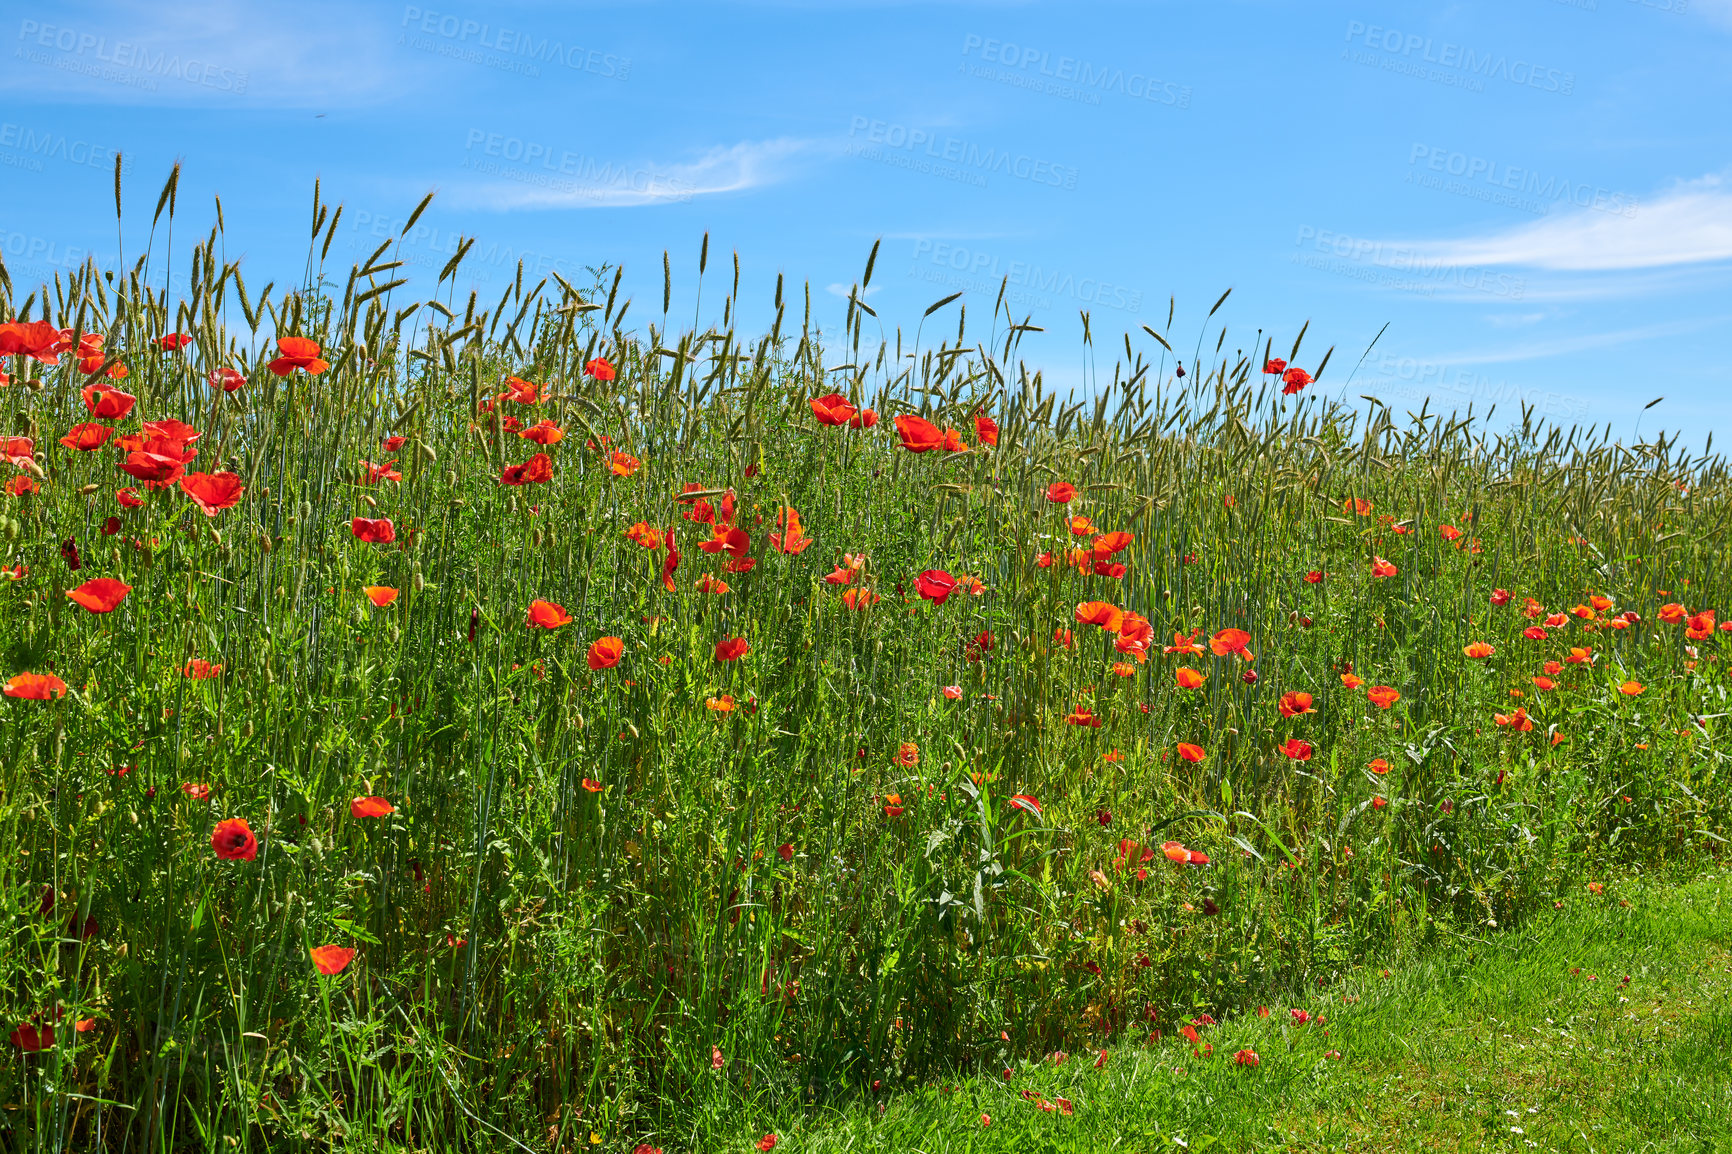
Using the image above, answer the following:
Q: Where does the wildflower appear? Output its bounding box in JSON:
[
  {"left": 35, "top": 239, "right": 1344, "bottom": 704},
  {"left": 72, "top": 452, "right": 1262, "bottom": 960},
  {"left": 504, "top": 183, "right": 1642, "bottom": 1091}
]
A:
[
  {"left": 182, "top": 659, "right": 223, "bottom": 679},
  {"left": 267, "top": 336, "right": 329, "bottom": 376},
  {"left": 208, "top": 367, "right": 246, "bottom": 392},
  {"left": 941, "top": 685, "right": 962, "bottom": 699},
  {"left": 364, "top": 586, "right": 399, "bottom": 608},
  {"left": 1278, "top": 691, "right": 1314, "bottom": 717},
  {"left": 849, "top": 408, "right": 879, "bottom": 429},
  {"left": 705, "top": 695, "right": 735, "bottom": 713},
  {"left": 1304, "top": 570, "right": 1324, "bottom": 583},
  {"left": 609, "top": 451, "right": 641, "bottom": 478},
  {"left": 1618, "top": 680, "right": 1644, "bottom": 696},
  {"left": 1263, "top": 357, "right": 1287, "bottom": 374},
  {"left": 584, "top": 357, "right": 615, "bottom": 381},
  {"left": 59, "top": 422, "right": 113, "bottom": 451},
  {"left": 1176, "top": 742, "right": 1206, "bottom": 763},
  {"left": 1371, "top": 556, "right": 1398, "bottom": 578},
  {"left": 67, "top": 578, "right": 131, "bottom": 613},
  {"left": 974, "top": 414, "right": 999, "bottom": 445},
  {"left": 1076, "top": 600, "right": 1126, "bottom": 631},
  {"left": 587, "top": 636, "right": 624, "bottom": 669},
  {"left": 1368, "top": 758, "right": 1391, "bottom": 775},
  {"left": 528, "top": 600, "right": 572, "bottom": 630},
  {"left": 1341, "top": 672, "right": 1364, "bottom": 689},
  {"left": 350, "top": 517, "right": 395, "bottom": 543},
  {"left": 310, "top": 946, "right": 357, "bottom": 975},
  {"left": 894, "top": 414, "right": 942, "bottom": 452},
  {"left": 882, "top": 794, "right": 905, "bottom": 818},
  {"left": 1494, "top": 708, "right": 1535, "bottom": 731},
  {"left": 1463, "top": 641, "right": 1495, "bottom": 659},
  {"left": 1234, "top": 1049, "right": 1260, "bottom": 1066},
  {"left": 1009, "top": 795, "right": 1042, "bottom": 819},
  {"left": 81, "top": 384, "right": 137, "bottom": 419},
  {"left": 1209, "top": 628, "right": 1252, "bottom": 658},
  {"left": 1176, "top": 667, "right": 1206, "bottom": 689},
  {"left": 1045, "top": 482, "right": 1078, "bottom": 504},
  {"left": 211, "top": 818, "right": 258, "bottom": 861},
  {"left": 895, "top": 742, "right": 919, "bottom": 767},
  {"left": 502, "top": 452, "right": 554, "bottom": 485},
  {"left": 582, "top": 779, "right": 603, "bottom": 792},
  {"left": 1281, "top": 366, "right": 1311, "bottom": 393},
  {"left": 1491, "top": 589, "right": 1512, "bottom": 605},
  {"left": 351, "top": 796, "right": 394, "bottom": 818},
  {"left": 4, "top": 672, "right": 67, "bottom": 700},
  {"left": 1366, "top": 685, "right": 1400, "bottom": 709},
  {"left": 179, "top": 472, "right": 245, "bottom": 516},
  {"left": 714, "top": 637, "right": 750, "bottom": 662},
  {"left": 1278, "top": 737, "right": 1313, "bottom": 761},
  {"left": 841, "top": 588, "right": 879, "bottom": 609},
  {"left": 1065, "top": 706, "right": 1103, "bottom": 727}
]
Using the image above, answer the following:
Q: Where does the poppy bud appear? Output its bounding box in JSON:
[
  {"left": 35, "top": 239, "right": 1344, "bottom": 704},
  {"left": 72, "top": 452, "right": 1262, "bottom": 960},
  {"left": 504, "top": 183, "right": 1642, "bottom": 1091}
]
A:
[
  {"left": 466, "top": 608, "right": 479, "bottom": 643},
  {"left": 1241, "top": 669, "right": 1258, "bottom": 684}
]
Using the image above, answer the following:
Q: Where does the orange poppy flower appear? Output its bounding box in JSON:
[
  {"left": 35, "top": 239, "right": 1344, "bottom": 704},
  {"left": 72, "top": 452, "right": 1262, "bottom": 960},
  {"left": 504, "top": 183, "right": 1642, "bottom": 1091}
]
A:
[
  {"left": 1074, "top": 601, "right": 1125, "bottom": 631},
  {"left": 1176, "top": 667, "right": 1206, "bottom": 689},
  {"left": 351, "top": 517, "right": 395, "bottom": 543},
  {"left": 1657, "top": 603, "right": 1687, "bottom": 624},
  {"left": 1176, "top": 742, "right": 1206, "bottom": 763},
  {"left": 351, "top": 796, "right": 395, "bottom": 818},
  {"left": 211, "top": 817, "right": 257, "bottom": 861},
  {"left": 1046, "top": 482, "right": 1078, "bottom": 504},
  {"left": 695, "top": 573, "right": 731, "bottom": 594},
  {"left": 1439, "top": 524, "right": 1462, "bottom": 541},
  {"left": 714, "top": 637, "right": 750, "bottom": 662},
  {"left": 1371, "top": 556, "right": 1398, "bottom": 578},
  {"left": 810, "top": 392, "right": 857, "bottom": 426},
  {"left": 586, "top": 636, "right": 623, "bottom": 668},
  {"left": 1531, "top": 676, "right": 1555, "bottom": 690},
  {"left": 974, "top": 414, "right": 999, "bottom": 446},
  {"left": 1368, "top": 758, "right": 1391, "bottom": 775},
  {"left": 705, "top": 695, "right": 736, "bottom": 713},
  {"left": 1344, "top": 497, "right": 1372, "bottom": 516},
  {"left": 1366, "top": 685, "right": 1400, "bottom": 709},
  {"left": 1277, "top": 691, "right": 1314, "bottom": 717},
  {"left": 1618, "top": 680, "right": 1644, "bottom": 696},
  {"left": 1341, "top": 672, "right": 1364, "bottom": 689},
  {"left": 3, "top": 672, "right": 67, "bottom": 700},
  {"left": 1687, "top": 611, "right": 1716, "bottom": 639},
  {"left": 4, "top": 475, "right": 37, "bottom": 497},
  {"left": 769, "top": 507, "right": 813, "bottom": 554},
  {"left": 1566, "top": 647, "right": 1592, "bottom": 665},
  {"left": 309, "top": 946, "right": 357, "bottom": 975},
  {"left": 267, "top": 336, "right": 329, "bottom": 376},
  {"left": 842, "top": 588, "right": 879, "bottom": 609},
  {"left": 584, "top": 356, "right": 615, "bottom": 380},
  {"left": 882, "top": 795, "right": 904, "bottom": 817},
  {"left": 1064, "top": 706, "right": 1103, "bottom": 727},
  {"left": 364, "top": 586, "right": 399, "bottom": 608},
  {"left": 1462, "top": 641, "right": 1495, "bottom": 659},
  {"left": 608, "top": 451, "right": 641, "bottom": 477},
  {"left": 518, "top": 418, "right": 564, "bottom": 445},
  {"left": 582, "top": 778, "right": 603, "bottom": 792},
  {"left": 528, "top": 600, "right": 571, "bottom": 630},
  {"left": 941, "top": 427, "right": 968, "bottom": 452},
  {"left": 894, "top": 414, "right": 942, "bottom": 453},
  {"left": 67, "top": 578, "right": 131, "bottom": 613}
]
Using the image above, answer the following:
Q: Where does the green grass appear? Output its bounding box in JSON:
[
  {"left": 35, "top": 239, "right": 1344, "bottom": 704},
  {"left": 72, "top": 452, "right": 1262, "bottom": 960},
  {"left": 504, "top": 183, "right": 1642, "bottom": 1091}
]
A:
[
  {"left": 750, "top": 875, "right": 1732, "bottom": 1153},
  {"left": 1, "top": 176, "right": 1731, "bottom": 1151}
]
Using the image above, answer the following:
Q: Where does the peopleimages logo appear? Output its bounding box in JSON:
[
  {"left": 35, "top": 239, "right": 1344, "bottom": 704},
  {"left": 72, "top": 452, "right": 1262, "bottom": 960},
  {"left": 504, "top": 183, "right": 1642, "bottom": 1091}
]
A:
[
  {"left": 1293, "top": 225, "right": 1527, "bottom": 300},
  {"left": 15, "top": 19, "right": 250, "bottom": 93},
  {"left": 846, "top": 117, "right": 1078, "bottom": 190},
  {"left": 1343, "top": 21, "right": 1574, "bottom": 95},
  {"left": 400, "top": 7, "right": 630, "bottom": 80},
  {"left": 909, "top": 241, "right": 1142, "bottom": 313},
  {"left": 959, "top": 34, "right": 1191, "bottom": 108},
  {"left": 0, "top": 122, "right": 129, "bottom": 173},
  {"left": 461, "top": 130, "right": 695, "bottom": 202},
  {"left": 1407, "top": 144, "right": 1637, "bottom": 219}
]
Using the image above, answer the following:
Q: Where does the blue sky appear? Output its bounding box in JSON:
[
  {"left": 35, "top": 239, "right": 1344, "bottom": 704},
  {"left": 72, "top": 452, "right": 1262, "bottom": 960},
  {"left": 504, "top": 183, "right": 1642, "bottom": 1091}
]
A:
[{"left": 3, "top": 0, "right": 1730, "bottom": 443}]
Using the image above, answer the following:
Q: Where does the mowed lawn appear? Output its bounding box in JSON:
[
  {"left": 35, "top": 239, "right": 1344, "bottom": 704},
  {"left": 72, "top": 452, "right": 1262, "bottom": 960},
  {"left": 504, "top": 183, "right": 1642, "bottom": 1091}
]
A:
[{"left": 733, "top": 877, "right": 1732, "bottom": 1153}]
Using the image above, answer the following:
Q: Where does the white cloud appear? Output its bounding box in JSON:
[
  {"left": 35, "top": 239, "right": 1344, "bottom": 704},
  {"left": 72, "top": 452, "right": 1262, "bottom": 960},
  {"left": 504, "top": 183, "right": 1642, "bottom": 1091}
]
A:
[
  {"left": 1398, "top": 174, "right": 1732, "bottom": 271},
  {"left": 2, "top": 1, "right": 400, "bottom": 106},
  {"left": 450, "top": 138, "right": 814, "bottom": 211},
  {"left": 825, "top": 283, "right": 884, "bottom": 297}
]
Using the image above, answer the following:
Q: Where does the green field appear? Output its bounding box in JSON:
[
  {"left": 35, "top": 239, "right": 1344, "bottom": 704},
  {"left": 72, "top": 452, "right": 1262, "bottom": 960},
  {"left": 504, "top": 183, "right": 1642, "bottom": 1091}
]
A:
[{"left": 1, "top": 182, "right": 1729, "bottom": 1151}]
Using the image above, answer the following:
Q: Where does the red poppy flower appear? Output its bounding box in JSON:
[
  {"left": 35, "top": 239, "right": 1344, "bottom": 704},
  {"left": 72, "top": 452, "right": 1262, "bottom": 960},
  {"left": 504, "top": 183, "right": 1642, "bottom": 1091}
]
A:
[
  {"left": 1619, "top": 680, "right": 1644, "bottom": 696},
  {"left": 183, "top": 659, "right": 223, "bottom": 679},
  {"left": 118, "top": 451, "right": 185, "bottom": 488},
  {"left": 941, "top": 427, "right": 968, "bottom": 452},
  {"left": 351, "top": 517, "right": 396, "bottom": 543},
  {"left": 59, "top": 422, "right": 113, "bottom": 451},
  {"left": 9, "top": 1023, "right": 53, "bottom": 1051},
  {"left": 1279, "top": 737, "right": 1313, "bottom": 761},
  {"left": 1495, "top": 707, "right": 1535, "bottom": 731},
  {"left": 769, "top": 507, "right": 812, "bottom": 554},
  {"left": 700, "top": 525, "right": 751, "bottom": 558},
  {"left": 609, "top": 451, "right": 641, "bottom": 478},
  {"left": 4, "top": 475, "right": 37, "bottom": 497},
  {"left": 267, "top": 336, "right": 329, "bottom": 376},
  {"left": 914, "top": 569, "right": 958, "bottom": 604},
  {"left": 587, "top": 636, "right": 624, "bottom": 669},
  {"left": 1658, "top": 602, "right": 1687, "bottom": 624},
  {"left": 1280, "top": 367, "right": 1311, "bottom": 394},
  {"left": 1176, "top": 667, "right": 1206, "bottom": 689},
  {"left": 1368, "top": 758, "right": 1391, "bottom": 775},
  {"left": 1366, "top": 685, "right": 1400, "bottom": 709},
  {"left": 181, "top": 782, "right": 211, "bottom": 800},
  {"left": 179, "top": 472, "right": 245, "bottom": 516},
  {"left": 1092, "top": 531, "right": 1134, "bottom": 557},
  {"left": 584, "top": 357, "right": 615, "bottom": 381},
  {"left": 1304, "top": 570, "right": 1324, "bottom": 584},
  {"left": 66, "top": 577, "right": 131, "bottom": 613},
  {"left": 0, "top": 319, "right": 70, "bottom": 364},
  {"left": 351, "top": 796, "right": 394, "bottom": 818},
  {"left": 810, "top": 393, "right": 857, "bottom": 426},
  {"left": 80, "top": 384, "right": 136, "bottom": 419},
  {"left": 1278, "top": 691, "right": 1314, "bottom": 717},
  {"left": 528, "top": 600, "right": 572, "bottom": 629},
  {"left": 756, "top": 1135, "right": 777, "bottom": 1152},
  {"left": 359, "top": 459, "right": 401, "bottom": 484},
  {"left": 1009, "top": 794, "right": 1042, "bottom": 819},
  {"left": 847, "top": 407, "right": 878, "bottom": 429},
  {"left": 894, "top": 414, "right": 942, "bottom": 453},
  {"left": 841, "top": 588, "right": 879, "bottom": 610},
  {"left": 1371, "top": 556, "right": 1398, "bottom": 578},
  {"left": 714, "top": 636, "right": 750, "bottom": 662},
  {"left": 497, "top": 376, "right": 537, "bottom": 405},
  {"left": 310, "top": 946, "right": 357, "bottom": 975},
  {"left": 1075, "top": 600, "right": 1126, "bottom": 631},
  {"left": 1522, "top": 626, "right": 1549, "bottom": 640},
  {"left": 2, "top": 436, "right": 34, "bottom": 468},
  {"left": 1234, "top": 1048, "right": 1260, "bottom": 1066},
  {"left": 208, "top": 367, "right": 246, "bottom": 393},
  {"left": 4, "top": 672, "right": 67, "bottom": 700},
  {"left": 211, "top": 817, "right": 258, "bottom": 861},
  {"left": 974, "top": 414, "right": 999, "bottom": 446},
  {"left": 1045, "top": 482, "right": 1078, "bottom": 504},
  {"left": 1176, "top": 742, "right": 1206, "bottom": 763},
  {"left": 501, "top": 452, "right": 554, "bottom": 485},
  {"left": 1263, "top": 357, "right": 1287, "bottom": 375},
  {"left": 116, "top": 488, "right": 144, "bottom": 508},
  {"left": 582, "top": 778, "right": 604, "bottom": 793}
]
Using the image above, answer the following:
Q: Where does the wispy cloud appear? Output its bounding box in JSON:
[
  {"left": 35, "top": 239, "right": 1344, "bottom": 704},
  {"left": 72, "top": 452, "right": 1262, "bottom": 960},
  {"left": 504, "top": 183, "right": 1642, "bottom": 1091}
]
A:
[
  {"left": 1402, "top": 314, "right": 1732, "bottom": 367},
  {"left": 1400, "top": 174, "right": 1732, "bottom": 272},
  {"left": 450, "top": 138, "right": 814, "bottom": 211}
]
